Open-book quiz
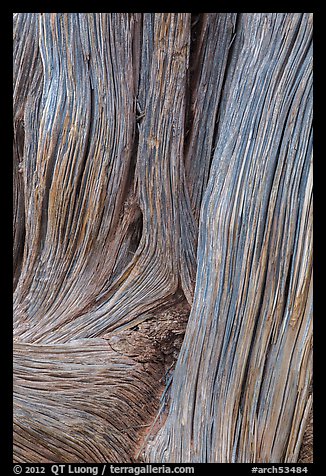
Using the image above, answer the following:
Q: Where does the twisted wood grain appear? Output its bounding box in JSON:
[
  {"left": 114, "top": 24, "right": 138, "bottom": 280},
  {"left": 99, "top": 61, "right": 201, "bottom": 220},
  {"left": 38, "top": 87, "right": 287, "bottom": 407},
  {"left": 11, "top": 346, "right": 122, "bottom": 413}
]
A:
[
  {"left": 144, "top": 13, "right": 313, "bottom": 463},
  {"left": 13, "top": 13, "right": 313, "bottom": 463}
]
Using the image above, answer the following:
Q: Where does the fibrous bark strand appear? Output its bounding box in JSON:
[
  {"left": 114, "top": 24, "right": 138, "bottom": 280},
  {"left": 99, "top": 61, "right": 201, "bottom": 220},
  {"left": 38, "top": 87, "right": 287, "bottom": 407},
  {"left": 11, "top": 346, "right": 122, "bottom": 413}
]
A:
[{"left": 13, "top": 13, "right": 313, "bottom": 463}]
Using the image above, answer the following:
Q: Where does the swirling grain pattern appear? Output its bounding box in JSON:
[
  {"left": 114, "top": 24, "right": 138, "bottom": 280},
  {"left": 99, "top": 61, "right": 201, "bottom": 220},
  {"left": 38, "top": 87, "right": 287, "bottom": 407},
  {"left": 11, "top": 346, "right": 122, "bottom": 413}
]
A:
[{"left": 13, "top": 13, "right": 313, "bottom": 463}]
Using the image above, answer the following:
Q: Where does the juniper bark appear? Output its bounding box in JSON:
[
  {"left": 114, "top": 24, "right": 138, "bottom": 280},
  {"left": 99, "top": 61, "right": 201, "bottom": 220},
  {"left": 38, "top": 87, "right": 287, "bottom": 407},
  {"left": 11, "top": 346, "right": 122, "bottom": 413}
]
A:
[{"left": 13, "top": 13, "right": 313, "bottom": 463}]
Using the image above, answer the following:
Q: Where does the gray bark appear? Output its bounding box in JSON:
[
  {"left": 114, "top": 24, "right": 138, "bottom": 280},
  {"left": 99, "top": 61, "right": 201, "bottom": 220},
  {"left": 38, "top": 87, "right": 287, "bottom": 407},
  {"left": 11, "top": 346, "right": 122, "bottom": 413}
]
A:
[{"left": 13, "top": 13, "right": 313, "bottom": 463}]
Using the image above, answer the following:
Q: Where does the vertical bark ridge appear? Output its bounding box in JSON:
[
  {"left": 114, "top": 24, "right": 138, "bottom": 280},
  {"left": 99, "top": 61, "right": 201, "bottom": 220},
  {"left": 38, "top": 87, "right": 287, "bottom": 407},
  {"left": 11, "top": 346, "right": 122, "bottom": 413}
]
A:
[
  {"left": 178, "top": 13, "right": 239, "bottom": 303},
  {"left": 143, "top": 13, "right": 313, "bottom": 463},
  {"left": 14, "top": 13, "right": 141, "bottom": 342},
  {"left": 184, "top": 13, "right": 237, "bottom": 222}
]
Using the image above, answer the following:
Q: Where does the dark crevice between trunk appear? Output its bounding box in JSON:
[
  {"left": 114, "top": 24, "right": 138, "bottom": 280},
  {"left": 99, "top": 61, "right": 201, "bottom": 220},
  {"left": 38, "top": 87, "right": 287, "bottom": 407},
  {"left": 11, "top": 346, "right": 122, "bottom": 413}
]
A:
[
  {"left": 134, "top": 13, "right": 143, "bottom": 104},
  {"left": 128, "top": 212, "right": 143, "bottom": 256},
  {"left": 13, "top": 119, "right": 26, "bottom": 291},
  {"left": 183, "top": 13, "right": 203, "bottom": 157},
  {"left": 213, "top": 13, "right": 244, "bottom": 147},
  {"left": 208, "top": 13, "right": 241, "bottom": 178}
]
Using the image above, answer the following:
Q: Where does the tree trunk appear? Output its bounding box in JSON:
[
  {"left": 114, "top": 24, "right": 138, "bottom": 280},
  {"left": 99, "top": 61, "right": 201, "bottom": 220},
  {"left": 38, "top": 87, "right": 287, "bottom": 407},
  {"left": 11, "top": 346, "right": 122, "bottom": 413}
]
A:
[{"left": 13, "top": 13, "right": 313, "bottom": 463}]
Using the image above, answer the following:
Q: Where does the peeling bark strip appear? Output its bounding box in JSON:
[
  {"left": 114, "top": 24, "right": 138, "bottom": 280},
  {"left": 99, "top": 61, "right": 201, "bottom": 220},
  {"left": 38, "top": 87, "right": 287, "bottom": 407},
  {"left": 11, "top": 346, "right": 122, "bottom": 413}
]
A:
[{"left": 13, "top": 13, "right": 313, "bottom": 463}]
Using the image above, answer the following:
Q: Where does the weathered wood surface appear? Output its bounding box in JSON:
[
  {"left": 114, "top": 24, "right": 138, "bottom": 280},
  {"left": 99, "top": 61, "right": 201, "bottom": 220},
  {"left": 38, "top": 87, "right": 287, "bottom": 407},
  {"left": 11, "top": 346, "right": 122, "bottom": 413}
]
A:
[{"left": 13, "top": 13, "right": 313, "bottom": 463}]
